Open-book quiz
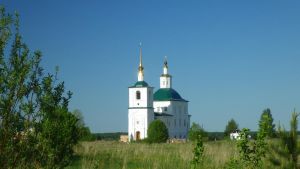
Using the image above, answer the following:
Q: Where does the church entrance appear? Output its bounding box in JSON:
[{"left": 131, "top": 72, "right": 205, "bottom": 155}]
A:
[{"left": 136, "top": 131, "right": 140, "bottom": 140}]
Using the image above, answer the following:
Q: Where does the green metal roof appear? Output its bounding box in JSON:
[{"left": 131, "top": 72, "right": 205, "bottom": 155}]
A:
[
  {"left": 131, "top": 81, "right": 149, "bottom": 87},
  {"left": 154, "top": 88, "right": 187, "bottom": 102}
]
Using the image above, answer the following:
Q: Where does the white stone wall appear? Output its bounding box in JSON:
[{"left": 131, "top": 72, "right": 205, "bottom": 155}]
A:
[
  {"left": 129, "top": 87, "right": 153, "bottom": 108},
  {"left": 128, "top": 86, "right": 154, "bottom": 142},
  {"left": 128, "top": 108, "right": 154, "bottom": 141},
  {"left": 154, "top": 101, "right": 190, "bottom": 139}
]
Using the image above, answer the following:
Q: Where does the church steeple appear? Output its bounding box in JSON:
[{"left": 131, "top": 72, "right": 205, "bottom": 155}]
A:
[
  {"left": 160, "top": 56, "right": 172, "bottom": 88},
  {"left": 137, "top": 43, "right": 144, "bottom": 81},
  {"left": 163, "top": 56, "right": 168, "bottom": 75}
]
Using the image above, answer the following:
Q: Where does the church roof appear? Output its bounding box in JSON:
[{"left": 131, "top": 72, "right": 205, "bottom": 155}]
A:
[
  {"left": 154, "top": 88, "right": 188, "bottom": 102},
  {"left": 130, "top": 81, "right": 149, "bottom": 87}
]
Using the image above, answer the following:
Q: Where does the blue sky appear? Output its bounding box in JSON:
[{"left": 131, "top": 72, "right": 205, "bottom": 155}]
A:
[{"left": 2, "top": 1, "right": 300, "bottom": 132}]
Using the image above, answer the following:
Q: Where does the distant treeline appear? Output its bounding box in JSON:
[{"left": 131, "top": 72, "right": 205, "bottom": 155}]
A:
[
  {"left": 92, "top": 132, "right": 252, "bottom": 141},
  {"left": 92, "top": 131, "right": 300, "bottom": 141},
  {"left": 93, "top": 132, "right": 128, "bottom": 141}
]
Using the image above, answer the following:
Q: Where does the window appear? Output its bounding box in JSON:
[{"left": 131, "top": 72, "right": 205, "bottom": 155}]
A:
[
  {"left": 174, "top": 119, "right": 176, "bottom": 127},
  {"left": 136, "top": 91, "right": 141, "bottom": 100},
  {"left": 184, "top": 119, "right": 186, "bottom": 127},
  {"left": 164, "top": 107, "right": 167, "bottom": 111}
]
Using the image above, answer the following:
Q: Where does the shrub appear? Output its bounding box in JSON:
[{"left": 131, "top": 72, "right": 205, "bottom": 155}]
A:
[
  {"left": 278, "top": 110, "right": 299, "bottom": 168},
  {"left": 147, "top": 120, "right": 168, "bottom": 143},
  {"left": 191, "top": 135, "right": 204, "bottom": 169},
  {"left": 188, "top": 122, "right": 207, "bottom": 141}
]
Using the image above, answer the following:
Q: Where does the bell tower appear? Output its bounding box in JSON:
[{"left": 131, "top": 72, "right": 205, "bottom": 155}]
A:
[{"left": 128, "top": 44, "right": 154, "bottom": 142}]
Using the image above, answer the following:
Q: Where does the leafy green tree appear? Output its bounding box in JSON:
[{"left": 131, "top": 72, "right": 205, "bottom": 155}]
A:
[
  {"left": 188, "top": 122, "right": 207, "bottom": 141},
  {"left": 259, "top": 108, "right": 276, "bottom": 138},
  {"left": 147, "top": 120, "right": 168, "bottom": 143},
  {"left": 0, "top": 6, "right": 79, "bottom": 168},
  {"left": 73, "top": 109, "right": 95, "bottom": 141},
  {"left": 224, "top": 118, "right": 239, "bottom": 137}
]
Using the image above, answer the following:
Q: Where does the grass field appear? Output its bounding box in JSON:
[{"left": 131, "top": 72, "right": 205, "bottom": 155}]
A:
[{"left": 66, "top": 140, "right": 294, "bottom": 169}]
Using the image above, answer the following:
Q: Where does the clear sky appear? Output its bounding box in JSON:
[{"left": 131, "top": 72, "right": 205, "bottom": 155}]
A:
[{"left": 2, "top": 1, "right": 300, "bottom": 132}]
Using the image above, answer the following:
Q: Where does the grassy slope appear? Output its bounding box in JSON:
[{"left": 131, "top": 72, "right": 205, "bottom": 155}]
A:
[{"left": 66, "top": 140, "right": 293, "bottom": 169}]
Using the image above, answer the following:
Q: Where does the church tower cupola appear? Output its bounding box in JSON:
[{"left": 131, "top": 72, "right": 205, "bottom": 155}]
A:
[
  {"left": 163, "top": 56, "right": 168, "bottom": 74},
  {"left": 137, "top": 44, "right": 144, "bottom": 82},
  {"left": 160, "top": 56, "right": 172, "bottom": 88}
]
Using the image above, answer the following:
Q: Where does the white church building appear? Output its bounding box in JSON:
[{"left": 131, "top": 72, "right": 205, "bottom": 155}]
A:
[{"left": 128, "top": 47, "right": 190, "bottom": 141}]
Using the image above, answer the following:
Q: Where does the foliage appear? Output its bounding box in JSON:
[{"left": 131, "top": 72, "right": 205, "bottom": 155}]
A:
[
  {"left": 236, "top": 127, "right": 267, "bottom": 169},
  {"left": 278, "top": 110, "right": 299, "bottom": 168},
  {"left": 259, "top": 108, "right": 276, "bottom": 138},
  {"left": 224, "top": 157, "right": 243, "bottom": 169},
  {"left": 73, "top": 109, "right": 95, "bottom": 141},
  {"left": 191, "top": 135, "right": 204, "bottom": 169},
  {"left": 188, "top": 122, "right": 207, "bottom": 141},
  {"left": 224, "top": 118, "right": 239, "bottom": 137},
  {"left": 0, "top": 6, "right": 79, "bottom": 168},
  {"left": 147, "top": 120, "right": 168, "bottom": 143}
]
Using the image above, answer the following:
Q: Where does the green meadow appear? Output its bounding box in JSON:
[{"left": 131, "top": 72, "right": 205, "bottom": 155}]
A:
[{"left": 67, "top": 139, "right": 293, "bottom": 169}]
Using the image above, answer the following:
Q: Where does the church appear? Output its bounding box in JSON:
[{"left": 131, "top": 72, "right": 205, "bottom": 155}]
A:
[{"left": 128, "top": 47, "right": 191, "bottom": 142}]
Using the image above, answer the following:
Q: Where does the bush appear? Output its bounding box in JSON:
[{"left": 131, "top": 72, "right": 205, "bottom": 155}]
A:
[
  {"left": 278, "top": 111, "right": 299, "bottom": 168},
  {"left": 147, "top": 120, "right": 168, "bottom": 143},
  {"left": 0, "top": 6, "right": 79, "bottom": 168},
  {"left": 188, "top": 122, "right": 207, "bottom": 141}
]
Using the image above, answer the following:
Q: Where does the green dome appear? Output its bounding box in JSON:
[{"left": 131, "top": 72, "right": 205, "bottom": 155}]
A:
[
  {"left": 132, "top": 81, "right": 149, "bottom": 87},
  {"left": 154, "top": 88, "right": 187, "bottom": 102}
]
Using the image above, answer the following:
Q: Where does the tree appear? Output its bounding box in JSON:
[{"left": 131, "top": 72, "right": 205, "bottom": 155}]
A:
[
  {"left": 147, "top": 120, "right": 168, "bottom": 143},
  {"left": 258, "top": 108, "right": 276, "bottom": 138},
  {"left": 72, "top": 109, "right": 95, "bottom": 141},
  {"left": 278, "top": 110, "right": 299, "bottom": 168},
  {"left": 224, "top": 118, "right": 239, "bottom": 137},
  {"left": 0, "top": 6, "right": 79, "bottom": 168},
  {"left": 188, "top": 122, "right": 207, "bottom": 141}
]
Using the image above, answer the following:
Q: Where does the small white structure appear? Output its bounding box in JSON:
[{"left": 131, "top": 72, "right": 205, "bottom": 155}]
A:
[
  {"left": 230, "top": 129, "right": 241, "bottom": 140},
  {"left": 128, "top": 47, "right": 191, "bottom": 142}
]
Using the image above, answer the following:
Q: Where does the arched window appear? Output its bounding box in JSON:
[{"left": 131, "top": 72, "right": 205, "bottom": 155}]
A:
[{"left": 136, "top": 91, "right": 141, "bottom": 100}]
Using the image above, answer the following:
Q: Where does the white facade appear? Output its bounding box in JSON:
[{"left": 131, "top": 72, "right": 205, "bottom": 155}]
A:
[
  {"left": 153, "top": 101, "right": 190, "bottom": 139},
  {"left": 128, "top": 49, "right": 190, "bottom": 141}
]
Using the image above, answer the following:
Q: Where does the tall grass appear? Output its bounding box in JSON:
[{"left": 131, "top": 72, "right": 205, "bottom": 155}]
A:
[{"left": 66, "top": 139, "right": 294, "bottom": 169}]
